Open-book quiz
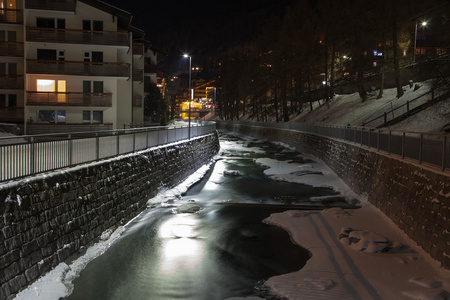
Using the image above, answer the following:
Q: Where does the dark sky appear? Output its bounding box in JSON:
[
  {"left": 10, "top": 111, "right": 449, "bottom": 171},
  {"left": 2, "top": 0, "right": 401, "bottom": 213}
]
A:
[{"left": 103, "top": 0, "right": 293, "bottom": 73}]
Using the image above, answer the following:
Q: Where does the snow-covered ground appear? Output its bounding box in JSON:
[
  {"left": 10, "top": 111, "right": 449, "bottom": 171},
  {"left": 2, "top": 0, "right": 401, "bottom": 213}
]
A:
[{"left": 290, "top": 80, "right": 450, "bottom": 134}]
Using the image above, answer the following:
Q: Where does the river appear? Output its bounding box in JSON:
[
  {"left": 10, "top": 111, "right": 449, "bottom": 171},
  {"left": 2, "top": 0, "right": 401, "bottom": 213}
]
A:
[{"left": 64, "top": 132, "right": 353, "bottom": 300}]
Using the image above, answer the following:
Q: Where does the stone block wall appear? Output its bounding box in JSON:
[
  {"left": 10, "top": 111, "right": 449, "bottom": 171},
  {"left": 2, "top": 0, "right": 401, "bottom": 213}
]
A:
[
  {"left": 0, "top": 132, "right": 220, "bottom": 299},
  {"left": 218, "top": 122, "right": 450, "bottom": 269}
]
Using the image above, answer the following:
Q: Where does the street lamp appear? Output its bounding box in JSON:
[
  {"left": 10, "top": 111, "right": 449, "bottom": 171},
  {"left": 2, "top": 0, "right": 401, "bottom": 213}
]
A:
[
  {"left": 183, "top": 54, "right": 191, "bottom": 139},
  {"left": 414, "top": 20, "right": 428, "bottom": 63}
]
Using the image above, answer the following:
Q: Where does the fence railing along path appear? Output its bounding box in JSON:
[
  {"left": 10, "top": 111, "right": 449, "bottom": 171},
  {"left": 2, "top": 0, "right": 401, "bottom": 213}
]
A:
[
  {"left": 221, "top": 121, "right": 449, "bottom": 172},
  {"left": 0, "top": 121, "right": 216, "bottom": 183},
  {"left": 362, "top": 88, "right": 450, "bottom": 128}
]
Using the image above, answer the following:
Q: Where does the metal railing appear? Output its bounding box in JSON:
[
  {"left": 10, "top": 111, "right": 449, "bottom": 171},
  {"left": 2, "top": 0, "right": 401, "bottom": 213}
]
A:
[
  {"left": 26, "top": 27, "right": 130, "bottom": 47},
  {"left": 220, "top": 121, "right": 449, "bottom": 171},
  {"left": 362, "top": 89, "right": 449, "bottom": 128},
  {"left": 27, "top": 60, "right": 130, "bottom": 78},
  {"left": 27, "top": 91, "right": 113, "bottom": 107},
  {"left": 0, "top": 121, "right": 216, "bottom": 182}
]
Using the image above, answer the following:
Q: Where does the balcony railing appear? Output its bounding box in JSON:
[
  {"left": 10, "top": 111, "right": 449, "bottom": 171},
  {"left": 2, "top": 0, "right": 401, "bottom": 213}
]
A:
[
  {"left": 0, "top": 107, "right": 24, "bottom": 123},
  {"left": 26, "top": 27, "right": 130, "bottom": 47},
  {"left": 0, "top": 42, "right": 24, "bottom": 57},
  {"left": 27, "top": 91, "right": 113, "bottom": 107},
  {"left": 0, "top": 9, "right": 23, "bottom": 24},
  {"left": 27, "top": 60, "right": 130, "bottom": 77},
  {"left": 133, "top": 69, "right": 143, "bottom": 82},
  {"left": 0, "top": 75, "right": 24, "bottom": 89},
  {"left": 25, "top": 0, "right": 76, "bottom": 11},
  {"left": 133, "top": 43, "right": 144, "bottom": 56}
]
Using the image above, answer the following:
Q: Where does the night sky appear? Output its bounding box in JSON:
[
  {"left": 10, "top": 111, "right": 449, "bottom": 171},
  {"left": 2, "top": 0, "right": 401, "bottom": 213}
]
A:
[{"left": 103, "top": 0, "right": 293, "bottom": 68}]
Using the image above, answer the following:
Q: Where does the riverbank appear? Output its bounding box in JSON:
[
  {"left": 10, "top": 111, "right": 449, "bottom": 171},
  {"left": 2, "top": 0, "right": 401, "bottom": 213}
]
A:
[{"left": 264, "top": 202, "right": 450, "bottom": 299}]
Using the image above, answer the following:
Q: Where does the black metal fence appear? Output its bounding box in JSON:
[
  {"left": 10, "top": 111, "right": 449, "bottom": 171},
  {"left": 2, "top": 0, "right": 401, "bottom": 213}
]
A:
[
  {"left": 0, "top": 122, "right": 216, "bottom": 182},
  {"left": 223, "top": 121, "right": 449, "bottom": 171}
]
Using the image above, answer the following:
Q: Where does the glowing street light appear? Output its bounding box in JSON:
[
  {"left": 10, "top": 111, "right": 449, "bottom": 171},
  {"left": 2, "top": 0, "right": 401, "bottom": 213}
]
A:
[
  {"left": 414, "top": 19, "right": 428, "bottom": 63},
  {"left": 183, "top": 54, "right": 192, "bottom": 139}
]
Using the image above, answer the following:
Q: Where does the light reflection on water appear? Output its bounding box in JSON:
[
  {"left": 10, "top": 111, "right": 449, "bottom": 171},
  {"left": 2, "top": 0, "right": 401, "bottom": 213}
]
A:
[{"left": 158, "top": 215, "right": 205, "bottom": 277}]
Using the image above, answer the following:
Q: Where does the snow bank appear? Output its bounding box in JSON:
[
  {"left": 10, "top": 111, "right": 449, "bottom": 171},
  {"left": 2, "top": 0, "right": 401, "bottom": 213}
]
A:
[{"left": 262, "top": 204, "right": 450, "bottom": 300}]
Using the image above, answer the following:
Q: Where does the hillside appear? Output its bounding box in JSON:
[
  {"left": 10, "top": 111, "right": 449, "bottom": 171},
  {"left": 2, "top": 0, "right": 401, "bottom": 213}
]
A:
[{"left": 290, "top": 80, "right": 450, "bottom": 134}]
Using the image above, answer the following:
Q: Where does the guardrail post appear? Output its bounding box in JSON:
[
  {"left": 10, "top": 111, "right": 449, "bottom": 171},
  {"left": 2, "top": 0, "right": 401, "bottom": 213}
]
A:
[
  {"left": 388, "top": 131, "right": 391, "bottom": 155},
  {"left": 377, "top": 130, "right": 380, "bottom": 151},
  {"left": 146, "top": 128, "right": 149, "bottom": 148},
  {"left": 30, "top": 137, "right": 35, "bottom": 175},
  {"left": 360, "top": 128, "right": 363, "bottom": 146},
  {"left": 133, "top": 130, "right": 136, "bottom": 152},
  {"left": 96, "top": 133, "right": 100, "bottom": 160},
  {"left": 443, "top": 135, "right": 447, "bottom": 171},
  {"left": 68, "top": 134, "right": 73, "bottom": 167},
  {"left": 402, "top": 132, "right": 405, "bottom": 159},
  {"left": 407, "top": 101, "right": 410, "bottom": 113},
  {"left": 419, "top": 134, "right": 423, "bottom": 164},
  {"left": 116, "top": 131, "right": 120, "bottom": 155}
]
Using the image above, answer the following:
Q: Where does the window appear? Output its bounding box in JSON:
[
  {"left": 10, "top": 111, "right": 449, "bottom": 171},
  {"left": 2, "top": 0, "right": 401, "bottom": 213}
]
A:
[
  {"left": 8, "top": 63, "right": 16, "bottom": 74},
  {"left": 1, "top": 0, "right": 16, "bottom": 9},
  {"left": 37, "top": 79, "right": 55, "bottom": 92},
  {"left": 57, "top": 50, "right": 65, "bottom": 61},
  {"left": 37, "top": 79, "right": 66, "bottom": 103},
  {"left": 8, "top": 94, "right": 16, "bottom": 107},
  {"left": 82, "top": 20, "right": 103, "bottom": 31},
  {"left": 83, "top": 51, "right": 103, "bottom": 63},
  {"left": 0, "top": 30, "right": 16, "bottom": 41},
  {"left": 37, "top": 18, "right": 65, "bottom": 29},
  {"left": 37, "top": 49, "right": 57, "bottom": 61},
  {"left": 0, "top": 94, "right": 14, "bottom": 108},
  {"left": 37, "top": 110, "right": 65, "bottom": 123},
  {"left": 83, "top": 110, "right": 103, "bottom": 124},
  {"left": 83, "top": 80, "right": 103, "bottom": 93},
  {"left": 93, "top": 81, "right": 103, "bottom": 93}
]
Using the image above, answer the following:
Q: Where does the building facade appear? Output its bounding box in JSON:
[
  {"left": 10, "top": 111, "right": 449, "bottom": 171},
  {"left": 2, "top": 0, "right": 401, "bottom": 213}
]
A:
[{"left": 0, "top": 0, "right": 157, "bottom": 134}]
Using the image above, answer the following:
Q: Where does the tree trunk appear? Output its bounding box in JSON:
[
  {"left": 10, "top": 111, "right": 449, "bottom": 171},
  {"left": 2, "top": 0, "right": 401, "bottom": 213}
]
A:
[{"left": 392, "top": 1, "right": 404, "bottom": 98}]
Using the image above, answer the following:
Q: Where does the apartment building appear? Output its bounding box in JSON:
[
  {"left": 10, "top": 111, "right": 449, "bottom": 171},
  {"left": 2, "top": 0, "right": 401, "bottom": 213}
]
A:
[{"left": 0, "top": 0, "right": 157, "bottom": 134}]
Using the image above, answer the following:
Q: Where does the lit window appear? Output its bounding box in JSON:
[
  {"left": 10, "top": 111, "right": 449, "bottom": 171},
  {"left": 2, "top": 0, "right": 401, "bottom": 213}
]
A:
[
  {"left": 37, "top": 80, "right": 55, "bottom": 92},
  {"left": 57, "top": 80, "right": 66, "bottom": 103}
]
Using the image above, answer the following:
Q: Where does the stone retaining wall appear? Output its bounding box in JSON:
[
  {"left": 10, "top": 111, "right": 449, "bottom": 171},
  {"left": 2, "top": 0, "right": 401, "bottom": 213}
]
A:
[
  {"left": 218, "top": 122, "right": 450, "bottom": 269},
  {"left": 0, "top": 132, "right": 220, "bottom": 299}
]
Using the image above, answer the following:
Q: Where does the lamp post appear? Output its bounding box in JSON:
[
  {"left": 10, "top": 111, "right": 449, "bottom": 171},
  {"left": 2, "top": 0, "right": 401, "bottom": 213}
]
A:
[
  {"left": 183, "top": 54, "right": 191, "bottom": 139},
  {"left": 414, "top": 20, "right": 427, "bottom": 63}
]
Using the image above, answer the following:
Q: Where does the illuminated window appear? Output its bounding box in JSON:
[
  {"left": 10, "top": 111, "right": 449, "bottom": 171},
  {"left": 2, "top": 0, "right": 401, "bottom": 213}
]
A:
[
  {"left": 57, "top": 80, "right": 66, "bottom": 103},
  {"left": 37, "top": 80, "right": 55, "bottom": 92}
]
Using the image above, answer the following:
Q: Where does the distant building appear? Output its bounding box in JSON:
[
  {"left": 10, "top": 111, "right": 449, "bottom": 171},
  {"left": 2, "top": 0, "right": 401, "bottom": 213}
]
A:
[{"left": 0, "top": 0, "right": 161, "bottom": 134}]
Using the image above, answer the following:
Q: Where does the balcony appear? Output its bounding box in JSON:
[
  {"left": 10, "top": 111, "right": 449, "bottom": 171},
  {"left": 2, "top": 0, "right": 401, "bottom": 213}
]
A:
[
  {"left": 0, "top": 9, "right": 23, "bottom": 24},
  {"left": 25, "top": 0, "right": 76, "bottom": 12},
  {"left": 0, "top": 75, "right": 24, "bottom": 89},
  {"left": 0, "top": 42, "right": 24, "bottom": 57},
  {"left": 26, "top": 27, "right": 130, "bottom": 47},
  {"left": 133, "top": 69, "right": 143, "bottom": 82},
  {"left": 133, "top": 43, "right": 144, "bottom": 56},
  {"left": 0, "top": 107, "right": 24, "bottom": 123},
  {"left": 27, "top": 60, "right": 130, "bottom": 77},
  {"left": 27, "top": 91, "right": 112, "bottom": 107}
]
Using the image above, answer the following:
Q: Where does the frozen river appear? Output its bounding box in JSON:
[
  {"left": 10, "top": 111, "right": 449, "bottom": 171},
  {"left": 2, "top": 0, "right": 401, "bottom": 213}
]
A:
[{"left": 18, "top": 132, "right": 357, "bottom": 300}]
